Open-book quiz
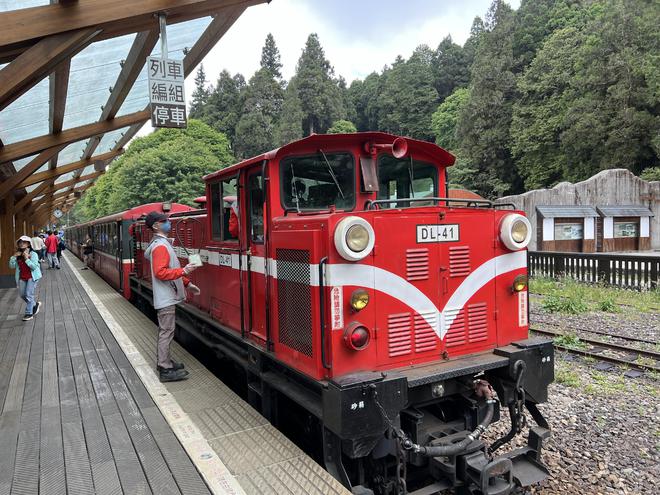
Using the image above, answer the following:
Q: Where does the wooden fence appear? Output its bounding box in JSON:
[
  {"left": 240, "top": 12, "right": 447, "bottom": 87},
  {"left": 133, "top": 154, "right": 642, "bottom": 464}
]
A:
[{"left": 528, "top": 251, "right": 660, "bottom": 290}]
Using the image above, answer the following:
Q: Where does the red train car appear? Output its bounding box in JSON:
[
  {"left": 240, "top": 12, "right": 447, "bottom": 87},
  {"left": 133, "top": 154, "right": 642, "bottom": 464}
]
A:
[
  {"left": 65, "top": 202, "right": 193, "bottom": 298},
  {"left": 128, "top": 133, "right": 554, "bottom": 495}
]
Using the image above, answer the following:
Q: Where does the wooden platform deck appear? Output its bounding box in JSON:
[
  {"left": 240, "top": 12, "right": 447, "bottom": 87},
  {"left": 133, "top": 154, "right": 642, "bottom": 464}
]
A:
[{"left": 0, "top": 259, "right": 212, "bottom": 495}]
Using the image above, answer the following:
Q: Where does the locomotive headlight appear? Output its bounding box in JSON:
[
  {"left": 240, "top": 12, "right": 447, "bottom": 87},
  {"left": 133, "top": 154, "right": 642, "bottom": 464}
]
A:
[
  {"left": 346, "top": 224, "right": 369, "bottom": 252},
  {"left": 499, "top": 214, "right": 532, "bottom": 251},
  {"left": 350, "top": 289, "right": 370, "bottom": 311},
  {"left": 512, "top": 274, "right": 528, "bottom": 292},
  {"left": 334, "top": 216, "right": 375, "bottom": 261}
]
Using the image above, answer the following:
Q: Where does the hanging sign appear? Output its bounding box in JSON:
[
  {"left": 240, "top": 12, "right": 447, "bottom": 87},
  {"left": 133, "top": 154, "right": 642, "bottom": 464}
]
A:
[{"left": 147, "top": 56, "right": 187, "bottom": 128}]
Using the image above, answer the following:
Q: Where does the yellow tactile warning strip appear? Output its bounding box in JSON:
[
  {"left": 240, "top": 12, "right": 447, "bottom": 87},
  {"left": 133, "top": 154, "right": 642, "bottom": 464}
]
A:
[{"left": 63, "top": 253, "right": 350, "bottom": 495}]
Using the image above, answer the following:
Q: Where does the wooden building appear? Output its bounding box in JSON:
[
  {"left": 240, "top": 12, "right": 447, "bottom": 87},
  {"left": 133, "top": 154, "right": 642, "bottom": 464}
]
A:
[
  {"left": 536, "top": 206, "right": 598, "bottom": 253},
  {"left": 597, "top": 205, "right": 653, "bottom": 252}
]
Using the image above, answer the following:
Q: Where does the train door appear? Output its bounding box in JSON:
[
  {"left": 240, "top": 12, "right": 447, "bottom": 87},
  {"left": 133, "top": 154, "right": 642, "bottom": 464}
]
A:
[
  {"left": 205, "top": 175, "right": 242, "bottom": 330},
  {"left": 245, "top": 168, "right": 268, "bottom": 344},
  {"left": 114, "top": 221, "right": 123, "bottom": 293}
]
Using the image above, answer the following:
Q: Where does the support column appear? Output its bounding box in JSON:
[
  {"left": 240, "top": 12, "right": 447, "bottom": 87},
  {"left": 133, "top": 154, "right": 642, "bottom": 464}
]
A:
[{"left": 0, "top": 194, "right": 16, "bottom": 288}]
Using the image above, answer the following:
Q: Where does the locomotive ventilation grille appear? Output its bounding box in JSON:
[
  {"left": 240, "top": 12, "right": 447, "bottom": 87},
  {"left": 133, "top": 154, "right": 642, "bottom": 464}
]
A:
[
  {"left": 449, "top": 246, "right": 470, "bottom": 277},
  {"left": 444, "top": 302, "right": 489, "bottom": 347},
  {"left": 276, "top": 248, "right": 313, "bottom": 357},
  {"left": 406, "top": 248, "right": 429, "bottom": 281},
  {"left": 387, "top": 310, "right": 438, "bottom": 357}
]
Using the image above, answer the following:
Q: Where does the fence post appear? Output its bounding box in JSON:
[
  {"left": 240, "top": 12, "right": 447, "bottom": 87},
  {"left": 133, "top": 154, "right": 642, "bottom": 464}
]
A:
[
  {"left": 651, "top": 259, "right": 658, "bottom": 290},
  {"left": 597, "top": 257, "right": 610, "bottom": 285}
]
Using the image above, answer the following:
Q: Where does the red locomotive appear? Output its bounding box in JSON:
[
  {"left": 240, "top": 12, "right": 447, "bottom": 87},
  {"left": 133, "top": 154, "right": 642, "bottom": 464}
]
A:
[
  {"left": 66, "top": 202, "right": 193, "bottom": 298},
  {"left": 72, "top": 133, "right": 554, "bottom": 495}
]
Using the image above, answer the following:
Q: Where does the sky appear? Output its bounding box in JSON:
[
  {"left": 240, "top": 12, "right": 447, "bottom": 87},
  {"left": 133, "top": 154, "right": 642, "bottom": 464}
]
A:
[{"left": 142, "top": 0, "right": 521, "bottom": 136}]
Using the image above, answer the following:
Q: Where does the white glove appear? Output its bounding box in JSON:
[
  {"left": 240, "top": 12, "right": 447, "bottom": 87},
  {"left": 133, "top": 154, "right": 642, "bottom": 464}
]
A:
[
  {"left": 187, "top": 283, "right": 201, "bottom": 296},
  {"left": 182, "top": 263, "right": 198, "bottom": 275}
]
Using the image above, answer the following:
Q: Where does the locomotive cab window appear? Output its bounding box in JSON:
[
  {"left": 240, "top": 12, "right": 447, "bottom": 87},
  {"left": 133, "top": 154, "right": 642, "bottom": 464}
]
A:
[
  {"left": 247, "top": 172, "right": 265, "bottom": 243},
  {"left": 210, "top": 177, "right": 239, "bottom": 242},
  {"left": 280, "top": 152, "right": 355, "bottom": 211},
  {"left": 377, "top": 155, "right": 438, "bottom": 208}
]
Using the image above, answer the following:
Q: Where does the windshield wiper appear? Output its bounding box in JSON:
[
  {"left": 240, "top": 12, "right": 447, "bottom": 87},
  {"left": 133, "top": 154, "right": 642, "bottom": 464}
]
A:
[
  {"left": 408, "top": 156, "right": 415, "bottom": 199},
  {"left": 319, "top": 149, "right": 345, "bottom": 199}
]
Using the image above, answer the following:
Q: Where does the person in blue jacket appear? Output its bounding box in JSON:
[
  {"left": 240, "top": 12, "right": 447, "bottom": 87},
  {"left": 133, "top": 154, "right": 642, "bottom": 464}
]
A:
[{"left": 8, "top": 235, "right": 42, "bottom": 321}]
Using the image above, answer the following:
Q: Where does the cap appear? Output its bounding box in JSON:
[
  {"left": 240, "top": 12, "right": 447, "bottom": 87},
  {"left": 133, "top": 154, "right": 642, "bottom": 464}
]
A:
[
  {"left": 145, "top": 211, "right": 168, "bottom": 229},
  {"left": 16, "top": 235, "right": 33, "bottom": 248}
]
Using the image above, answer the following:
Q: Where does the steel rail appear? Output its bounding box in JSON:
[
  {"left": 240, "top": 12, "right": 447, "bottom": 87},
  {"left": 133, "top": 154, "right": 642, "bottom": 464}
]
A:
[
  {"left": 530, "top": 327, "right": 660, "bottom": 373},
  {"left": 529, "top": 316, "right": 659, "bottom": 346}
]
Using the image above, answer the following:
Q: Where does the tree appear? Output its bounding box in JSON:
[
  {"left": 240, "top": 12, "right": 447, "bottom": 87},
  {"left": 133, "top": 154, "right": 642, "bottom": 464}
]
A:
[
  {"left": 189, "top": 64, "right": 211, "bottom": 119},
  {"left": 260, "top": 33, "right": 283, "bottom": 80},
  {"left": 72, "top": 120, "right": 234, "bottom": 220},
  {"left": 463, "top": 16, "right": 486, "bottom": 70},
  {"left": 275, "top": 79, "right": 304, "bottom": 145},
  {"left": 432, "top": 36, "right": 470, "bottom": 101},
  {"left": 349, "top": 72, "right": 383, "bottom": 131},
  {"left": 234, "top": 67, "right": 285, "bottom": 158},
  {"left": 203, "top": 70, "right": 246, "bottom": 145},
  {"left": 456, "top": 0, "right": 519, "bottom": 197},
  {"left": 295, "top": 34, "right": 342, "bottom": 135},
  {"left": 327, "top": 120, "right": 357, "bottom": 134},
  {"left": 640, "top": 167, "right": 660, "bottom": 182},
  {"left": 376, "top": 46, "right": 439, "bottom": 141},
  {"left": 431, "top": 87, "right": 469, "bottom": 151}
]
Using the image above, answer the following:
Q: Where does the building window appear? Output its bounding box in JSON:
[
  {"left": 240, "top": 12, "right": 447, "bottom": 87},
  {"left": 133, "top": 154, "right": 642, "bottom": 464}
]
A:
[
  {"left": 554, "top": 222, "right": 583, "bottom": 240},
  {"left": 614, "top": 221, "right": 638, "bottom": 238}
]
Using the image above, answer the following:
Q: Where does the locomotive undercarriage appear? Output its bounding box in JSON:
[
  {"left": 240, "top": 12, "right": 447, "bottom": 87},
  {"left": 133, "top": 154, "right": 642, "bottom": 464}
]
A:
[{"left": 130, "top": 277, "right": 553, "bottom": 495}]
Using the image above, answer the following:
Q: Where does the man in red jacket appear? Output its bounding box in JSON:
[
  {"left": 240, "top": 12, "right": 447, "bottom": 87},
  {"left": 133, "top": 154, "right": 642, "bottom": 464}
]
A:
[{"left": 44, "top": 230, "right": 60, "bottom": 269}]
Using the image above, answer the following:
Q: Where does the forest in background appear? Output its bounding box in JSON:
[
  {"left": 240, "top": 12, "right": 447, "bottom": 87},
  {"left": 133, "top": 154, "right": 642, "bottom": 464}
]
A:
[{"left": 72, "top": 0, "right": 659, "bottom": 222}]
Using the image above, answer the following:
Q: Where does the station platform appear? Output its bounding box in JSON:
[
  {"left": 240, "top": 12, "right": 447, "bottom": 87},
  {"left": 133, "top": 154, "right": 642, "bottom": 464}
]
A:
[{"left": 0, "top": 253, "right": 349, "bottom": 495}]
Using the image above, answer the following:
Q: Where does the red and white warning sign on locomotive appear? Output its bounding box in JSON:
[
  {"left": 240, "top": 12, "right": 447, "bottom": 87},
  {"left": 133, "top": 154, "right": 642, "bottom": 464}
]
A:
[{"left": 416, "top": 224, "right": 460, "bottom": 243}]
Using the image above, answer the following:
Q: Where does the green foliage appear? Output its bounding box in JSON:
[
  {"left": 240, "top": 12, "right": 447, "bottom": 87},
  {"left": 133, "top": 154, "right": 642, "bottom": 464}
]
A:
[
  {"left": 457, "top": 0, "right": 521, "bottom": 197},
  {"left": 189, "top": 64, "right": 210, "bottom": 119},
  {"left": 275, "top": 80, "right": 305, "bottom": 145},
  {"left": 73, "top": 120, "right": 233, "bottom": 220},
  {"left": 327, "top": 120, "right": 357, "bottom": 134},
  {"left": 432, "top": 36, "right": 470, "bottom": 101},
  {"left": 640, "top": 167, "right": 660, "bottom": 181},
  {"left": 295, "top": 33, "right": 342, "bottom": 135},
  {"left": 542, "top": 291, "right": 589, "bottom": 314},
  {"left": 553, "top": 333, "right": 587, "bottom": 349},
  {"left": 261, "top": 33, "right": 283, "bottom": 80},
  {"left": 596, "top": 296, "right": 619, "bottom": 313},
  {"left": 431, "top": 87, "right": 469, "bottom": 151}
]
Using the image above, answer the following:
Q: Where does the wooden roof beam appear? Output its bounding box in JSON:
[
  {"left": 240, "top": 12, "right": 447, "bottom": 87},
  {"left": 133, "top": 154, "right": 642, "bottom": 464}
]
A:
[
  {"left": 48, "top": 59, "right": 72, "bottom": 169},
  {"left": 15, "top": 179, "right": 55, "bottom": 211},
  {"left": 0, "top": 109, "right": 149, "bottom": 163},
  {"left": 19, "top": 149, "right": 122, "bottom": 188},
  {"left": 0, "top": 27, "right": 99, "bottom": 112},
  {"left": 0, "top": 144, "right": 66, "bottom": 200},
  {"left": 51, "top": 170, "right": 104, "bottom": 192}
]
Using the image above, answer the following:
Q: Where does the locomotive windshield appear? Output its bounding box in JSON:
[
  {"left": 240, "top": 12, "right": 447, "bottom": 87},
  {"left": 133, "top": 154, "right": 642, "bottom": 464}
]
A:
[
  {"left": 377, "top": 155, "right": 438, "bottom": 208},
  {"left": 280, "top": 152, "right": 355, "bottom": 211}
]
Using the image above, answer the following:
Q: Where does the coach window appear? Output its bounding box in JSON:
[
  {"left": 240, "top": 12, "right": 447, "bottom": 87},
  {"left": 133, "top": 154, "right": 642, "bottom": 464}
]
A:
[
  {"left": 280, "top": 152, "right": 355, "bottom": 211},
  {"left": 247, "top": 172, "right": 265, "bottom": 243},
  {"left": 377, "top": 155, "right": 437, "bottom": 208}
]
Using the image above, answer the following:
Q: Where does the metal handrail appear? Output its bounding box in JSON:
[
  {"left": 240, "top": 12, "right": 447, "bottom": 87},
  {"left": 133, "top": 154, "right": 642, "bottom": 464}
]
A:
[{"left": 364, "top": 197, "right": 516, "bottom": 210}]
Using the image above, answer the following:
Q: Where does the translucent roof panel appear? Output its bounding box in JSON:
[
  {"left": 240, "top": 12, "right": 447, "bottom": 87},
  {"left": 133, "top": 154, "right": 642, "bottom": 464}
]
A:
[
  {"left": 0, "top": 1, "right": 49, "bottom": 12},
  {"left": 0, "top": 77, "right": 49, "bottom": 145},
  {"left": 95, "top": 128, "right": 127, "bottom": 155},
  {"left": 63, "top": 33, "right": 137, "bottom": 130},
  {"left": 13, "top": 154, "right": 39, "bottom": 171},
  {"left": 80, "top": 164, "right": 96, "bottom": 177},
  {"left": 116, "top": 16, "right": 212, "bottom": 118},
  {"left": 25, "top": 183, "right": 42, "bottom": 193},
  {"left": 56, "top": 141, "right": 88, "bottom": 168}
]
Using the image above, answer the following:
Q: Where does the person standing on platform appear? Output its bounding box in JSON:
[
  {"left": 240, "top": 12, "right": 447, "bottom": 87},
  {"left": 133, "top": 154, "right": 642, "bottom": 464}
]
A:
[
  {"left": 44, "top": 230, "right": 60, "bottom": 269},
  {"left": 82, "top": 233, "right": 94, "bottom": 270},
  {"left": 31, "top": 232, "right": 45, "bottom": 262},
  {"left": 143, "top": 211, "right": 201, "bottom": 382},
  {"left": 8, "top": 236, "right": 42, "bottom": 321}
]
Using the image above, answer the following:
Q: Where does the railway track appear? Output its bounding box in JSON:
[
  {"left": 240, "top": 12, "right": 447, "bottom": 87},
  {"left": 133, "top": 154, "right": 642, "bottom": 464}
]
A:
[
  {"left": 530, "top": 326, "right": 660, "bottom": 374},
  {"left": 529, "top": 316, "right": 659, "bottom": 346}
]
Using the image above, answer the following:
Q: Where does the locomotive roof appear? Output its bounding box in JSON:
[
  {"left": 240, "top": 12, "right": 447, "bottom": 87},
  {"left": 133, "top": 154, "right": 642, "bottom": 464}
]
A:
[{"left": 203, "top": 132, "right": 456, "bottom": 182}]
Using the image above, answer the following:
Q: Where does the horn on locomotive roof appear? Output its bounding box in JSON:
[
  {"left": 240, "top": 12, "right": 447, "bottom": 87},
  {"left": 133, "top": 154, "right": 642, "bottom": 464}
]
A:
[{"left": 364, "top": 137, "right": 409, "bottom": 159}]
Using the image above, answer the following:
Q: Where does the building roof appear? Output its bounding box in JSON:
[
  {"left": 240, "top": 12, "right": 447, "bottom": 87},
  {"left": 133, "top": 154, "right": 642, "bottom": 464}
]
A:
[
  {"left": 597, "top": 205, "right": 654, "bottom": 217},
  {"left": 536, "top": 205, "right": 599, "bottom": 218},
  {"left": 448, "top": 188, "right": 484, "bottom": 200}
]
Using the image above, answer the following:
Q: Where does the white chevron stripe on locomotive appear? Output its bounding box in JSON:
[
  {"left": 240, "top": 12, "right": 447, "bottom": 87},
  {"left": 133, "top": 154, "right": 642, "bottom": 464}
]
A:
[{"left": 149, "top": 245, "right": 526, "bottom": 340}]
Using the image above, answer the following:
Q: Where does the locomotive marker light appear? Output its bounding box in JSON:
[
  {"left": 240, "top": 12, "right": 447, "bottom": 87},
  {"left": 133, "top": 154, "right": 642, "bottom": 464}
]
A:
[
  {"left": 512, "top": 274, "right": 528, "bottom": 292},
  {"left": 349, "top": 289, "right": 370, "bottom": 311},
  {"left": 343, "top": 322, "right": 371, "bottom": 350},
  {"left": 499, "top": 213, "right": 532, "bottom": 250},
  {"left": 334, "top": 216, "right": 375, "bottom": 261}
]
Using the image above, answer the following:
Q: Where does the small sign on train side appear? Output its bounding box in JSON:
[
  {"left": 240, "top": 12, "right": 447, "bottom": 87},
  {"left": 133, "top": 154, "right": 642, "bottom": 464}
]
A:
[{"left": 147, "top": 56, "right": 187, "bottom": 128}]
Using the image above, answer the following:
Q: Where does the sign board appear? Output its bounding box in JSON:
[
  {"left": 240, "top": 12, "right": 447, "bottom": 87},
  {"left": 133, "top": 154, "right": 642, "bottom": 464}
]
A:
[{"left": 147, "top": 56, "right": 187, "bottom": 128}]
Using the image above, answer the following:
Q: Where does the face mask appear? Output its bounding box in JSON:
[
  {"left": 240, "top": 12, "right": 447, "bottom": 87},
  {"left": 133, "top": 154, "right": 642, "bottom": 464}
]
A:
[{"left": 159, "top": 221, "right": 172, "bottom": 234}]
